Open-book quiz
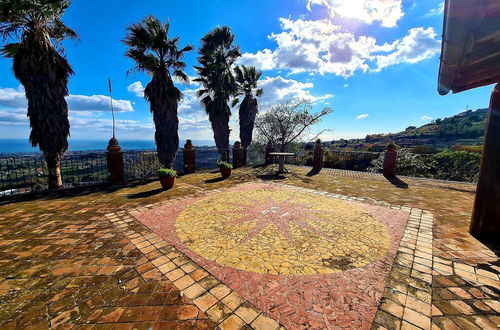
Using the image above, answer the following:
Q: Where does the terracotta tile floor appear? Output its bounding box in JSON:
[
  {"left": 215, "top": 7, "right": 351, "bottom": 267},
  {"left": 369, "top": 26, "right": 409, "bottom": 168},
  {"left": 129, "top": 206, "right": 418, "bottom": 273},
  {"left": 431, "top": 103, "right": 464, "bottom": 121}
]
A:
[{"left": 0, "top": 165, "right": 498, "bottom": 329}]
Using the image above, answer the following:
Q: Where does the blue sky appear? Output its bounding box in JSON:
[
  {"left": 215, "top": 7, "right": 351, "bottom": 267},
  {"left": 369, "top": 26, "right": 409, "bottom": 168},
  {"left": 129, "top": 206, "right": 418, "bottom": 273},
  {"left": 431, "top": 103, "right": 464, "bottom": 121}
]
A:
[{"left": 0, "top": 0, "right": 494, "bottom": 144}]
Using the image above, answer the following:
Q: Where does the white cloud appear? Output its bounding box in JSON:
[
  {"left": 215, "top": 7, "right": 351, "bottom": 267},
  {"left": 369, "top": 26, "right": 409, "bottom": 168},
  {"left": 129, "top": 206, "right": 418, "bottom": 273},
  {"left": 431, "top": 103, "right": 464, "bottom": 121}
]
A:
[
  {"left": 425, "top": 2, "right": 444, "bottom": 17},
  {"left": 67, "top": 95, "right": 133, "bottom": 112},
  {"left": 127, "top": 81, "right": 144, "bottom": 97},
  {"left": 421, "top": 115, "right": 433, "bottom": 120},
  {"left": 127, "top": 77, "right": 200, "bottom": 99},
  {"left": 374, "top": 27, "right": 441, "bottom": 70},
  {"left": 0, "top": 86, "right": 26, "bottom": 108},
  {"left": 69, "top": 117, "right": 153, "bottom": 131},
  {"left": 356, "top": 114, "right": 369, "bottom": 119},
  {"left": 258, "top": 75, "right": 333, "bottom": 109},
  {"left": 240, "top": 18, "right": 377, "bottom": 76},
  {"left": 0, "top": 109, "right": 25, "bottom": 125},
  {"left": 343, "top": 83, "right": 349, "bottom": 88},
  {"left": 0, "top": 86, "right": 133, "bottom": 113},
  {"left": 240, "top": 18, "right": 440, "bottom": 77},
  {"left": 306, "top": 0, "right": 404, "bottom": 28},
  {"left": 239, "top": 49, "right": 276, "bottom": 71}
]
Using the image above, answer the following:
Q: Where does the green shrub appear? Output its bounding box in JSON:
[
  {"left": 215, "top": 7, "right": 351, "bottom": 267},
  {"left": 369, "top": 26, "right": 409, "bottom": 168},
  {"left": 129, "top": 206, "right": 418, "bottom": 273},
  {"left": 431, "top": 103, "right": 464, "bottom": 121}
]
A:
[
  {"left": 324, "top": 151, "right": 379, "bottom": 171},
  {"left": 432, "top": 151, "right": 480, "bottom": 182},
  {"left": 412, "top": 145, "right": 440, "bottom": 154},
  {"left": 218, "top": 161, "right": 233, "bottom": 169},
  {"left": 157, "top": 168, "right": 177, "bottom": 177},
  {"left": 450, "top": 144, "right": 482, "bottom": 153},
  {"left": 368, "top": 149, "right": 480, "bottom": 182}
]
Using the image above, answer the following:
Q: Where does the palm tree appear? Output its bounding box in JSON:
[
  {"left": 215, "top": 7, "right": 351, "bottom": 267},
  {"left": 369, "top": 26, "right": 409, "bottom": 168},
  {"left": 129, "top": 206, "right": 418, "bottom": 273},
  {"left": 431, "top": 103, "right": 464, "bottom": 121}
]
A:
[
  {"left": 0, "top": 0, "right": 77, "bottom": 189},
  {"left": 124, "top": 16, "right": 193, "bottom": 168},
  {"left": 232, "top": 65, "right": 263, "bottom": 164},
  {"left": 194, "top": 26, "right": 240, "bottom": 161}
]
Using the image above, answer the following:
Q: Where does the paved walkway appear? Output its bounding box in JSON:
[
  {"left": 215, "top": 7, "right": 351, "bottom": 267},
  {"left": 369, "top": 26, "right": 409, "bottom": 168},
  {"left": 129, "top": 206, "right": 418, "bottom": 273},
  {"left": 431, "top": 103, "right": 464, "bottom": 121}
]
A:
[
  {"left": 0, "top": 183, "right": 215, "bottom": 329},
  {"left": 0, "top": 166, "right": 498, "bottom": 329}
]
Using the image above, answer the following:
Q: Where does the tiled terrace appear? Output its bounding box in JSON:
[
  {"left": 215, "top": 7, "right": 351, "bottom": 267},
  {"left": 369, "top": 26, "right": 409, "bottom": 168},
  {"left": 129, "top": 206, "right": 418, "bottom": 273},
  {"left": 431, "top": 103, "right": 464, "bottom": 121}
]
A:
[{"left": 0, "top": 165, "right": 498, "bottom": 329}]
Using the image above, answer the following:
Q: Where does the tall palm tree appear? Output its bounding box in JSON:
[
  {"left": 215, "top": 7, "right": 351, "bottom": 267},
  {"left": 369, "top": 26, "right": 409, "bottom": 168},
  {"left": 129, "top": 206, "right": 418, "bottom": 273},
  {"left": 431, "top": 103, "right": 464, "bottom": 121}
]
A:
[
  {"left": 0, "top": 0, "right": 77, "bottom": 189},
  {"left": 232, "top": 65, "right": 263, "bottom": 163},
  {"left": 124, "top": 16, "right": 193, "bottom": 168},
  {"left": 194, "top": 26, "right": 240, "bottom": 161}
]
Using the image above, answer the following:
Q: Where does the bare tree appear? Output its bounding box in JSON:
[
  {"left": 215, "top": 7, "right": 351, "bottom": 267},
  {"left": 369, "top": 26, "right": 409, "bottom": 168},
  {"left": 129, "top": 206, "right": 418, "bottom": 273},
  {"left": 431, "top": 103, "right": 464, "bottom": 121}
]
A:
[{"left": 255, "top": 99, "right": 332, "bottom": 152}]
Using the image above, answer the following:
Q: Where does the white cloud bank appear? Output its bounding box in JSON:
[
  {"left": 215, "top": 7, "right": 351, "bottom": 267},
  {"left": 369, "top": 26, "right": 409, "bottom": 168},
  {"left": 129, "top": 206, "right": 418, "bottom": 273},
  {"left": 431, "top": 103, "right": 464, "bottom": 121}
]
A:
[
  {"left": 306, "top": 0, "right": 404, "bottom": 28},
  {"left": 356, "top": 114, "right": 369, "bottom": 119},
  {"left": 374, "top": 27, "right": 441, "bottom": 70},
  {"left": 0, "top": 86, "right": 133, "bottom": 113},
  {"left": 239, "top": 18, "right": 440, "bottom": 77},
  {"left": 421, "top": 115, "right": 433, "bottom": 120}
]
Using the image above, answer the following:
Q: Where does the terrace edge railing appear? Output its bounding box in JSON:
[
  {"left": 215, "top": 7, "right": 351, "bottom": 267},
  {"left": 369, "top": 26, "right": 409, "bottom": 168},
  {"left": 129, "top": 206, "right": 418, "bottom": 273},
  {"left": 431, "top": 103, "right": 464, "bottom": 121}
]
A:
[{"left": 2, "top": 142, "right": 473, "bottom": 198}]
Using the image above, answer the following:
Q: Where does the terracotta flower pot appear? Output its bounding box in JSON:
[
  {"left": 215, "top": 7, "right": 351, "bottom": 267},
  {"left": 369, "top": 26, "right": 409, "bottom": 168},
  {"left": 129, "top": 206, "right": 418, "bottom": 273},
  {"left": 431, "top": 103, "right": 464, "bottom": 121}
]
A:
[
  {"left": 220, "top": 167, "right": 232, "bottom": 179},
  {"left": 159, "top": 176, "right": 176, "bottom": 189}
]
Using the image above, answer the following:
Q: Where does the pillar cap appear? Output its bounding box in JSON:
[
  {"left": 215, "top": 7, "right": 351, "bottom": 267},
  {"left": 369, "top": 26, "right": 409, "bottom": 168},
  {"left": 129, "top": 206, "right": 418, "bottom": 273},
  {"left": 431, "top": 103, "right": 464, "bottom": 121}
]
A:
[
  {"left": 107, "top": 137, "right": 121, "bottom": 151},
  {"left": 184, "top": 139, "right": 194, "bottom": 149}
]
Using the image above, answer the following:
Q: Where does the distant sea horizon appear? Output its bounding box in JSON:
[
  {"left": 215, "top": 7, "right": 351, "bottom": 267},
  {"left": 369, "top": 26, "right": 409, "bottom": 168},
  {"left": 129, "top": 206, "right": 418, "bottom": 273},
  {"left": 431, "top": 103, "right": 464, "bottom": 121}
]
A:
[{"left": 0, "top": 139, "right": 218, "bottom": 154}]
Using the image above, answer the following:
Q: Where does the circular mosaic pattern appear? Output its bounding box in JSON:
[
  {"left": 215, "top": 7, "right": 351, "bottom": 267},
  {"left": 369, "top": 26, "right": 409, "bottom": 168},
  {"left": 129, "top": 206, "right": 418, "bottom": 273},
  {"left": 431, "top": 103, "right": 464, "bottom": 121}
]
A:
[{"left": 175, "top": 188, "right": 390, "bottom": 275}]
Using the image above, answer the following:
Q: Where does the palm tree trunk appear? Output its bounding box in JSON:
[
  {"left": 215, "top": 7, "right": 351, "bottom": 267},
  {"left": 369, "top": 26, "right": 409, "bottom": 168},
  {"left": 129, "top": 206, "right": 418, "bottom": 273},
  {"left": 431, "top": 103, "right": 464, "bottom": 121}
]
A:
[
  {"left": 239, "top": 96, "right": 258, "bottom": 164},
  {"left": 152, "top": 99, "right": 179, "bottom": 168},
  {"left": 46, "top": 155, "right": 62, "bottom": 189},
  {"left": 210, "top": 100, "right": 230, "bottom": 161}
]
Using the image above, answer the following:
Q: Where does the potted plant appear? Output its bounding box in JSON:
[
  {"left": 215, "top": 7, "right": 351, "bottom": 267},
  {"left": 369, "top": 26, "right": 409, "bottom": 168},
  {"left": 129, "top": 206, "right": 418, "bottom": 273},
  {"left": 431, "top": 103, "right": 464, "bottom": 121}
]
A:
[
  {"left": 157, "top": 169, "right": 177, "bottom": 189},
  {"left": 219, "top": 161, "right": 233, "bottom": 179}
]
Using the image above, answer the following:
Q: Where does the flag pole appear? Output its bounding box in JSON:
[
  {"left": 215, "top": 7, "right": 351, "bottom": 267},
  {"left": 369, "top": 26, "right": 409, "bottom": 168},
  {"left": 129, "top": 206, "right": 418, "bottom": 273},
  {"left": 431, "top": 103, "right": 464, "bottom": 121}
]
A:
[{"left": 108, "top": 77, "right": 116, "bottom": 139}]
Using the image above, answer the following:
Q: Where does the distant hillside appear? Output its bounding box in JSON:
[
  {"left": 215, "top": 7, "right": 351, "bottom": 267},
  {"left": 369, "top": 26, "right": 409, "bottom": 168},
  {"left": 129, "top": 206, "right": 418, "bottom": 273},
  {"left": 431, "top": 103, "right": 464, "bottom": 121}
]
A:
[
  {"left": 410, "top": 108, "right": 488, "bottom": 139},
  {"left": 333, "top": 108, "right": 488, "bottom": 149}
]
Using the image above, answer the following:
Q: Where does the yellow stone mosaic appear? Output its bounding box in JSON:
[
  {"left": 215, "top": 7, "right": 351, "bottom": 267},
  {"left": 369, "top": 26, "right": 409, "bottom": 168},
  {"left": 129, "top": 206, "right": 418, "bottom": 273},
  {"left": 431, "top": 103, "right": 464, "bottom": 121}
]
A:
[{"left": 175, "top": 188, "right": 390, "bottom": 275}]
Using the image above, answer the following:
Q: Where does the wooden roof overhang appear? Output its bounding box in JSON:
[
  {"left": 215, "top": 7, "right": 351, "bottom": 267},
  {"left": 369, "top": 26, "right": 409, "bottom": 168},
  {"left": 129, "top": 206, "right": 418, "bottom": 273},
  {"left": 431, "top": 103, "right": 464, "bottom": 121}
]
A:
[{"left": 438, "top": 0, "right": 500, "bottom": 95}]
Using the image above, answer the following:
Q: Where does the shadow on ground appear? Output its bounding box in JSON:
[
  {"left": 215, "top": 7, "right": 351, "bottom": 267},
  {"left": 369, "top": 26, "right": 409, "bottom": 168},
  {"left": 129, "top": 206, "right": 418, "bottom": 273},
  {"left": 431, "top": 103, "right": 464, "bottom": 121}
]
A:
[
  {"left": 205, "top": 177, "right": 226, "bottom": 183},
  {"left": 385, "top": 176, "right": 409, "bottom": 189},
  {"left": 127, "top": 187, "right": 165, "bottom": 199}
]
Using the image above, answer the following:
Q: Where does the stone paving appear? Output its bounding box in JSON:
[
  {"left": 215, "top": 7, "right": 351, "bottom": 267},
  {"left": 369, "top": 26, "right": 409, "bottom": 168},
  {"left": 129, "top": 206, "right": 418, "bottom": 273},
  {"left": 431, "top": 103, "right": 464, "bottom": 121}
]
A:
[
  {"left": 0, "top": 165, "right": 498, "bottom": 329},
  {"left": 131, "top": 182, "right": 410, "bottom": 329}
]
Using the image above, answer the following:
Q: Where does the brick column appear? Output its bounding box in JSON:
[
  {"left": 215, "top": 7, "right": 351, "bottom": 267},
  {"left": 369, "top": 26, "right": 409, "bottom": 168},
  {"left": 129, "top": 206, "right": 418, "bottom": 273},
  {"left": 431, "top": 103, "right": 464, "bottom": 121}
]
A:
[
  {"left": 265, "top": 142, "right": 275, "bottom": 165},
  {"left": 183, "top": 140, "right": 196, "bottom": 174},
  {"left": 107, "top": 137, "right": 124, "bottom": 184},
  {"left": 383, "top": 144, "right": 397, "bottom": 178},
  {"left": 313, "top": 139, "right": 324, "bottom": 171},
  {"left": 232, "top": 141, "right": 244, "bottom": 169},
  {"left": 470, "top": 83, "right": 500, "bottom": 241}
]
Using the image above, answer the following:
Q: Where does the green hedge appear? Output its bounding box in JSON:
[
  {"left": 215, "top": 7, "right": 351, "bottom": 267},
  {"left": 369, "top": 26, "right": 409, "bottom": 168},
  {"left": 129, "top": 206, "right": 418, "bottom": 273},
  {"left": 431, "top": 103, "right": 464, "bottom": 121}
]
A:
[{"left": 369, "top": 149, "right": 480, "bottom": 182}]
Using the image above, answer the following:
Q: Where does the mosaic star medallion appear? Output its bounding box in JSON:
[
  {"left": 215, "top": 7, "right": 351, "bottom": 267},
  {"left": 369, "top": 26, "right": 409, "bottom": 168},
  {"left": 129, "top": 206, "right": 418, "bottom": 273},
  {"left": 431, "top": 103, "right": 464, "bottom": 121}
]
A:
[
  {"left": 175, "top": 188, "right": 390, "bottom": 275},
  {"left": 134, "top": 183, "right": 410, "bottom": 329}
]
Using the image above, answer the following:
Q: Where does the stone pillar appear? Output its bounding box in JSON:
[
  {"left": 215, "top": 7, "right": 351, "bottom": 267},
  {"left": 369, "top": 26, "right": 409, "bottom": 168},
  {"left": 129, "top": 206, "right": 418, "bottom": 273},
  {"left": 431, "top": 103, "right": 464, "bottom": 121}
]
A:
[
  {"left": 232, "top": 141, "right": 244, "bottom": 169},
  {"left": 470, "top": 83, "right": 500, "bottom": 241},
  {"left": 183, "top": 140, "right": 196, "bottom": 174},
  {"left": 383, "top": 144, "right": 397, "bottom": 178},
  {"left": 265, "top": 142, "right": 275, "bottom": 165},
  {"left": 107, "top": 137, "right": 124, "bottom": 184},
  {"left": 313, "top": 139, "right": 324, "bottom": 171}
]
